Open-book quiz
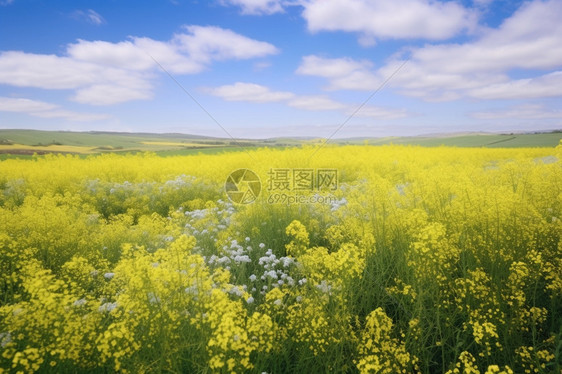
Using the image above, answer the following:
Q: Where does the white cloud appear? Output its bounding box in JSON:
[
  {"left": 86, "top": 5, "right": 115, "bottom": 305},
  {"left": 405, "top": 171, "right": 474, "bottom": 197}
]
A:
[
  {"left": 287, "top": 95, "right": 346, "bottom": 111},
  {"left": 219, "top": 0, "right": 286, "bottom": 15},
  {"left": 0, "top": 52, "right": 97, "bottom": 89},
  {"left": 0, "top": 97, "right": 110, "bottom": 121},
  {"left": 205, "top": 82, "right": 294, "bottom": 102},
  {"left": 86, "top": 10, "right": 105, "bottom": 25},
  {"left": 471, "top": 104, "right": 562, "bottom": 120},
  {"left": 0, "top": 26, "right": 278, "bottom": 106},
  {"left": 383, "top": 0, "right": 562, "bottom": 100},
  {"left": 253, "top": 61, "right": 272, "bottom": 71},
  {"left": 296, "top": 55, "right": 380, "bottom": 90},
  {"left": 67, "top": 40, "right": 157, "bottom": 71},
  {"left": 472, "top": 0, "right": 495, "bottom": 7},
  {"left": 68, "top": 38, "right": 203, "bottom": 74},
  {"left": 0, "top": 0, "right": 14, "bottom": 5},
  {"left": 351, "top": 105, "right": 409, "bottom": 120},
  {"left": 468, "top": 71, "right": 562, "bottom": 100},
  {"left": 410, "top": 1, "right": 562, "bottom": 73},
  {"left": 176, "top": 25, "right": 279, "bottom": 63},
  {"left": 0, "top": 97, "right": 57, "bottom": 112},
  {"left": 72, "top": 83, "right": 153, "bottom": 106},
  {"left": 72, "top": 9, "right": 106, "bottom": 25},
  {"left": 0, "top": 51, "right": 155, "bottom": 105},
  {"left": 206, "top": 81, "right": 409, "bottom": 119},
  {"left": 301, "top": 0, "right": 477, "bottom": 42},
  {"left": 298, "top": 0, "right": 562, "bottom": 101},
  {"left": 32, "top": 109, "right": 110, "bottom": 122}
]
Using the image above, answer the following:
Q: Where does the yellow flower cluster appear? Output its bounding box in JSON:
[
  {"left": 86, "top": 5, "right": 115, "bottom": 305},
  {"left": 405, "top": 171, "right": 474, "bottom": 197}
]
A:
[
  {"left": 409, "top": 222, "right": 460, "bottom": 285},
  {"left": 206, "top": 290, "right": 275, "bottom": 372},
  {"left": 385, "top": 278, "right": 417, "bottom": 304},
  {"left": 286, "top": 295, "right": 343, "bottom": 356},
  {"left": 446, "top": 351, "right": 514, "bottom": 374},
  {"left": 355, "top": 308, "right": 418, "bottom": 373},
  {"left": 285, "top": 220, "right": 310, "bottom": 257},
  {"left": 1, "top": 260, "right": 102, "bottom": 370},
  {"left": 297, "top": 243, "right": 365, "bottom": 287},
  {"left": 0, "top": 144, "right": 560, "bottom": 372},
  {"left": 516, "top": 342, "right": 557, "bottom": 374},
  {"left": 454, "top": 268, "right": 504, "bottom": 356}
]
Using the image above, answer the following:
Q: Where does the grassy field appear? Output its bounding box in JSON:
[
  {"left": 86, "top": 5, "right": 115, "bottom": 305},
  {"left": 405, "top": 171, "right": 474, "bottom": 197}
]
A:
[
  {"left": 0, "top": 130, "right": 561, "bottom": 159},
  {"left": 0, "top": 145, "right": 560, "bottom": 373},
  {"left": 0, "top": 129, "right": 288, "bottom": 157},
  {"left": 339, "top": 132, "right": 562, "bottom": 147}
]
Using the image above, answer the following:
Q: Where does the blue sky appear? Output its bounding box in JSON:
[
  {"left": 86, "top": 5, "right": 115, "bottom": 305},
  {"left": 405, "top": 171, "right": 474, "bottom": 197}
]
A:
[{"left": 0, "top": 0, "right": 561, "bottom": 138}]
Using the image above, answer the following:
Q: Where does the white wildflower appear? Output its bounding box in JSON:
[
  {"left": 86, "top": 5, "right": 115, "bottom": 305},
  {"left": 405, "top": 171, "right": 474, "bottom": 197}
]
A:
[
  {"left": 265, "top": 270, "right": 278, "bottom": 279},
  {"left": 234, "top": 255, "right": 251, "bottom": 263},
  {"left": 99, "top": 302, "right": 118, "bottom": 313},
  {"left": 0, "top": 332, "right": 12, "bottom": 348},
  {"left": 316, "top": 280, "right": 332, "bottom": 294},
  {"left": 73, "top": 298, "right": 87, "bottom": 307}
]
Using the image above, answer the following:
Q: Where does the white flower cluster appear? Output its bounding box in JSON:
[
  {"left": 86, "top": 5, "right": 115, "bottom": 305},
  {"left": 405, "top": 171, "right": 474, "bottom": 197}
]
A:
[
  {"left": 98, "top": 301, "right": 118, "bottom": 313},
  {"left": 330, "top": 197, "right": 347, "bottom": 212},
  {"left": 315, "top": 280, "right": 333, "bottom": 295},
  {"left": 0, "top": 332, "right": 12, "bottom": 348},
  {"left": 252, "top": 248, "right": 298, "bottom": 295},
  {"left": 109, "top": 180, "right": 134, "bottom": 194},
  {"left": 103, "top": 175, "right": 199, "bottom": 195},
  {"left": 161, "top": 174, "right": 197, "bottom": 191},
  {"left": 73, "top": 298, "right": 87, "bottom": 307},
  {"left": 183, "top": 200, "right": 236, "bottom": 253}
]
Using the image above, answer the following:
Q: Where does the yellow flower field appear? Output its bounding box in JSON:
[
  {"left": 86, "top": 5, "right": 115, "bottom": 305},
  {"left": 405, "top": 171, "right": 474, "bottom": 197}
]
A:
[{"left": 0, "top": 145, "right": 561, "bottom": 373}]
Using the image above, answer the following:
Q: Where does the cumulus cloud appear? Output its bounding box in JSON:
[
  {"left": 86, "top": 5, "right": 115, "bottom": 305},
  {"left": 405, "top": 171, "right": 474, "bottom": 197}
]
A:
[
  {"left": 0, "top": 26, "right": 278, "bottom": 105},
  {"left": 205, "top": 82, "right": 294, "bottom": 102},
  {"left": 467, "top": 71, "right": 562, "bottom": 100},
  {"left": 382, "top": 0, "right": 562, "bottom": 100},
  {"left": 296, "top": 55, "right": 380, "bottom": 90},
  {"left": 0, "top": 51, "right": 155, "bottom": 105},
  {"left": 0, "top": 97, "right": 110, "bottom": 121},
  {"left": 287, "top": 95, "right": 346, "bottom": 111},
  {"left": 301, "top": 0, "right": 477, "bottom": 43},
  {"left": 206, "top": 81, "right": 409, "bottom": 119},
  {"left": 471, "top": 104, "right": 562, "bottom": 120},
  {"left": 219, "top": 0, "right": 477, "bottom": 43},
  {"left": 0, "top": 97, "right": 57, "bottom": 112},
  {"left": 219, "top": 0, "right": 286, "bottom": 15},
  {"left": 297, "top": 0, "right": 562, "bottom": 101},
  {"left": 473, "top": 0, "right": 494, "bottom": 5},
  {"left": 176, "top": 25, "right": 279, "bottom": 62},
  {"left": 350, "top": 105, "right": 409, "bottom": 120}
]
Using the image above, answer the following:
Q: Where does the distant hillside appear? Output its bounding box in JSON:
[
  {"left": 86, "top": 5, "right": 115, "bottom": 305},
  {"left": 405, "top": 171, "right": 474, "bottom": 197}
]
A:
[
  {"left": 0, "top": 129, "right": 561, "bottom": 159},
  {"left": 0, "top": 129, "right": 290, "bottom": 157},
  {"left": 333, "top": 131, "right": 562, "bottom": 148}
]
